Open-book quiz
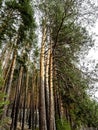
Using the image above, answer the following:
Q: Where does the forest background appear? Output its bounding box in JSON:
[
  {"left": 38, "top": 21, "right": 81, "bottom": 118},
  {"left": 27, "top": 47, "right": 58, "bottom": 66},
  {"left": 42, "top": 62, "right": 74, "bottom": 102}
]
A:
[{"left": 0, "top": 0, "right": 98, "bottom": 130}]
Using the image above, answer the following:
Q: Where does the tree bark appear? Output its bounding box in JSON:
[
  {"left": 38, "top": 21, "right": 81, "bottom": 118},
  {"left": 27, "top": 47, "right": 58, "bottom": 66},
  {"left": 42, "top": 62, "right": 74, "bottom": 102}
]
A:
[
  {"left": 2, "top": 49, "right": 17, "bottom": 119},
  {"left": 45, "top": 48, "right": 50, "bottom": 130},
  {"left": 10, "top": 66, "right": 23, "bottom": 130},
  {"left": 49, "top": 42, "right": 56, "bottom": 130},
  {"left": 39, "top": 21, "right": 47, "bottom": 130},
  {"left": 22, "top": 71, "right": 29, "bottom": 130}
]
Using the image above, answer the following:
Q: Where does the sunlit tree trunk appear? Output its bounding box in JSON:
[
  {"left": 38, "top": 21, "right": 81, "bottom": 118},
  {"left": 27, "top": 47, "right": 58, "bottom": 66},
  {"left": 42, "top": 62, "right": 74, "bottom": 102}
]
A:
[
  {"left": 39, "top": 20, "right": 47, "bottom": 130},
  {"left": 31, "top": 74, "right": 35, "bottom": 130},
  {"left": 49, "top": 42, "right": 56, "bottom": 130},
  {"left": 45, "top": 47, "right": 50, "bottom": 130}
]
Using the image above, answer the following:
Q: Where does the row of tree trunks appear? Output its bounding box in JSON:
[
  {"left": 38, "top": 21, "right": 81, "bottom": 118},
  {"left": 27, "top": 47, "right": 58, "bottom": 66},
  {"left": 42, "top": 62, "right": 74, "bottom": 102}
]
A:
[
  {"left": 39, "top": 19, "right": 56, "bottom": 130},
  {"left": 2, "top": 49, "right": 17, "bottom": 119},
  {"left": 10, "top": 66, "right": 23, "bottom": 130}
]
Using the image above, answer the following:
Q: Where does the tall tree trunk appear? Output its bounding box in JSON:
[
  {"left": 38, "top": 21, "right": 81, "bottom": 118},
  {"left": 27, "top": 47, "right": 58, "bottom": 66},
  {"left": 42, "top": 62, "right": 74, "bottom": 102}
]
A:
[
  {"left": 28, "top": 73, "right": 35, "bottom": 129},
  {"left": 2, "top": 49, "right": 17, "bottom": 119},
  {"left": 53, "top": 69, "right": 61, "bottom": 120},
  {"left": 22, "top": 71, "right": 29, "bottom": 130},
  {"left": 32, "top": 71, "right": 36, "bottom": 129},
  {"left": 28, "top": 95, "right": 32, "bottom": 129},
  {"left": 35, "top": 72, "right": 39, "bottom": 129},
  {"left": 39, "top": 21, "right": 47, "bottom": 130},
  {"left": 45, "top": 48, "right": 50, "bottom": 130},
  {"left": 49, "top": 42, "right": 56, "bottom": 130},
  {"left": 10, "top": 66, "right": 23, "bottom": 130}
]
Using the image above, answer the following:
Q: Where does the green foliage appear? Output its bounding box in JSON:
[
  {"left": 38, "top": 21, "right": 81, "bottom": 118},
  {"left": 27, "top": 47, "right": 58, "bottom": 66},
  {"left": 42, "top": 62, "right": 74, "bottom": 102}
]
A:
[
  {"left": 56, "top": 118, "right": 71, "bottom": 130},
  {"left": 50, "top": 2, "right": 97, "bottom": 128},
  {"left": 0, "top": 117, "right": 10, "bottom": 129},
  {"left": 0, "top": 93, "right": 9, "bottom": 115},
  {"left": 0, "top": 0, "right": 2, "bottom": 7},
  {"left": 0, "top": 0, "right": 97, "bottom": 129},
  {"left": 35, "top": 128, "right": 39, "bottom": 130},
  {"left": 5, "top": 0, "right": 36, "bottom": 29}
]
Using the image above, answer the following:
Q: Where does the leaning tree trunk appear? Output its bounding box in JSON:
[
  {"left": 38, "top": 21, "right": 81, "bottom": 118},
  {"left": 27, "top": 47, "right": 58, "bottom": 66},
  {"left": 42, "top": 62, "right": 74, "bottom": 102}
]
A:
[{"left": 39, "top": 21, "right": 47, "bottom": 130}]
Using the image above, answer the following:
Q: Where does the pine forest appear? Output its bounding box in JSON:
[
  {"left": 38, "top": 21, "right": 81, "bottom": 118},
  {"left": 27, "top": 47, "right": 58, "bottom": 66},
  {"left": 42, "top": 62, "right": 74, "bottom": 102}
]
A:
[{"left": 0, "top": 0, "right": 98, "bottom": 130}]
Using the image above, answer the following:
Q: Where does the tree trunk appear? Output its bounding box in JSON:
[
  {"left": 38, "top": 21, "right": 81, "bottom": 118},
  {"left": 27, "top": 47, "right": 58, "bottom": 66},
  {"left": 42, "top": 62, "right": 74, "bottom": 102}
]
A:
[
  {"left": 10, "top": 66, "right": 23, "bottom": 130},
  {"left": 45, "top": 48, "right": 50, "bottom": 130},
  {"left": 32, "top": 71, "right": 36, "bottom": 129},
  {"left": 2, "top": 49, "right": 17, "bottom": 119},
  {"left": 22, "top": 71, "right": 29, "bottom": 130},
  {"left": 49, "top": 43, "right": 56, "bottom": 130},
  {"left": 39, "top": 21, "right": 47, "bottom": 130}
]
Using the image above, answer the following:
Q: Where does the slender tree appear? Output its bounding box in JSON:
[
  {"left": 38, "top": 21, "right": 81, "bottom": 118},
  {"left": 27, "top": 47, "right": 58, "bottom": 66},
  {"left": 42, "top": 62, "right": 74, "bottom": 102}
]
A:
[{"left": 39, "top": 19, "right": 47, "bottom": 130}]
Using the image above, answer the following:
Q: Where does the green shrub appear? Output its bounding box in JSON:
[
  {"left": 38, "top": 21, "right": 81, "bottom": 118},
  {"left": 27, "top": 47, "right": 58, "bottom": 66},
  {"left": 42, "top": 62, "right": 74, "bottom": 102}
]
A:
[{"left": 56, "top": 118, "right": 71, "bottom": 130}]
